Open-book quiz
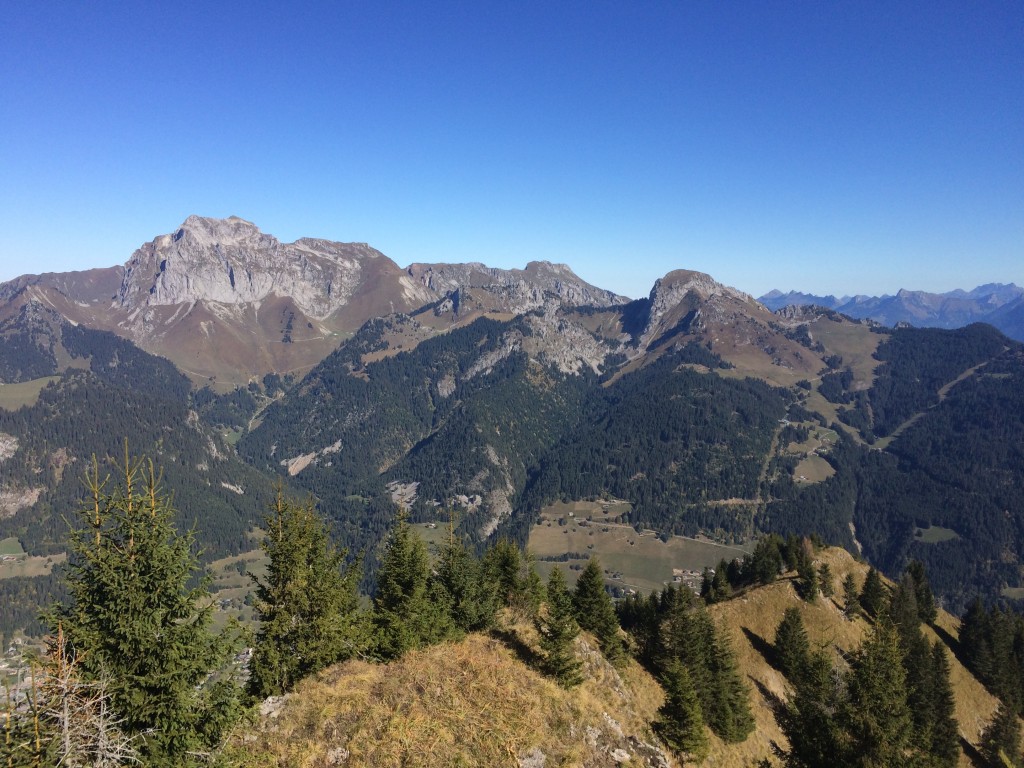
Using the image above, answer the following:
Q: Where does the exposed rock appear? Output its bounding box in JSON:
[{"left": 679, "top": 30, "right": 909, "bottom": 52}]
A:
[
  {"left": 117, "top": 216, "right": 425, "bottom": 320},
  {"left": 406, "top": 261, "right": 627, "bottom": 315},
  {"left": 523, "top": 310, "right": 612, "bottom": 375},
  {"left": 518, "top": 747, "right": 546, "bottom": 768},
  {"left": 0, "top": 433, "right": 18, "bottom": 463},
  {"left": 0, "top": 487, "right": 41, "bottom": 518}
]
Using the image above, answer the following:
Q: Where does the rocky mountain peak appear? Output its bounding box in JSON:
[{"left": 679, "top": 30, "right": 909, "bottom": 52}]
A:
[
  {"left": 646, "top": 269, "right": 752, "bottom": 326},
  {"left": 116, "top": 216, "right": 403, "bottom": 320}
]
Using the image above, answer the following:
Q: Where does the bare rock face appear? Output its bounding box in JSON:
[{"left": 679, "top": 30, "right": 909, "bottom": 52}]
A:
[
  {"left": 406, "top": 260, "right": 627, "bottom": 315},
  {"left": 118, "top": 216, "right": 430, "bottom": 320},
  {"left": 638, "top": 269, "right": 760, "bottom": 350}
]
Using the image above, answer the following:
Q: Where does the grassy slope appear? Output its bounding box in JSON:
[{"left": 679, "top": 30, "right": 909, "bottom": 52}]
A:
[
  {"left": 711, "top": 547, "right": 998, "bottom": 767},
  {"left": 227, "top": 548, "right": 1001, "bottom": 768},
  {"left": 227, "top": 630, "right": 672, "bottom": 768}
]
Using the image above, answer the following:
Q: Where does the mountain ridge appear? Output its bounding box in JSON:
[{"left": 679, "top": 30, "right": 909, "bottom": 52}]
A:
[{"left": 760, "top": 284, "right": 1024, "bottom": 341}]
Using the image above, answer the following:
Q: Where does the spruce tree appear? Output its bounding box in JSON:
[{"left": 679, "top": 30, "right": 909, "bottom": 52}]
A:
[
  {"left": 655, "top": 660, "right": 709, "bottom": 763},
  {"left": 843, "top": 620, "right": 913, "bottom": 767},
  {"left": 818, "top": 562, "right": 835, "bottom": 599},
  {"left": 573, "top": 558, "right": 625, "bottom": 666},
  {"left": 843, "top": 572, "right": 861, "bottom": 619},
  {"left": 537, "top": 567, "right": 583, "bottom": 688},
  {"left": 906, "top": 560, "right": 938, "bottom": 625},
  {"left": 775, "top": 607, "right": 811, "bottom": 684},
  {"left": 705, "top": 626, "right": 756, "bottom": 742},
  {"left": 248, "top": 490, "right": 365, "bottom": 699},
  {"left": 779, "top": 650, "right": 846, "bottom": 768},
  {"left": 859, "top": 567, "right": 887, "bottom": 618},
  {"left": 797, "top": 555, "right": 818, "bottom": 602},
  {"left": 433, "top": 522, "right": 495, "bottom": 634},
  {"left": 927, "top": 644, "right": 961, "bottom": 767},
  {"left": 46, "top": 452, "right": 239, "bottom": 766},
  {"left": 373, "top": 511, "right": 453, "bottom": 660},
  {"left": 482, "top": 539, "right": 543, "bottom": 617},
  {"left": 888, "top": 572, "right": 921, "bottom": 642},
  {"left": 981, "top": 703, "right": 1022, "bottom": 768}
]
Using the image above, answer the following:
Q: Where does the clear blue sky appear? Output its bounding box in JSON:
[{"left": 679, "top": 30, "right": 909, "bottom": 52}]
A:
[{"left": 1, "top": 1, "right": 1021, "bottom": 299}]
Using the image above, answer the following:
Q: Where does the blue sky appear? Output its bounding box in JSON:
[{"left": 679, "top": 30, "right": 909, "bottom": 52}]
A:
[{"left": 1, "top": 1, "right": 1021, "bottom": 299}]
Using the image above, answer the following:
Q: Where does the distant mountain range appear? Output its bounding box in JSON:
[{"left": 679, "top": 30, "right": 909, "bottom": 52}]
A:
[
  {"left": 2, "top": 216, "right": 1023, "bottom": 635},
  {"left": 0, "top": 215, "right": 625, "bottom": 387},
  {"left": 759, "top": 284, "right": 1024, "bottom": 341}
]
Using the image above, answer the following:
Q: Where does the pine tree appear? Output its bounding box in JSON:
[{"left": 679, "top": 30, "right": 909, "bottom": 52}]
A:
[
  {"left": 980, "top": 704, "right": 1022, "bottom": 768},
  {"left": 705, "top": 626, "right": 756, "bottom": 742},
  {"left": 482, "top": 539, "right": 543, "bottom": 617},
  {"left": 433, "top": 520, "right": 495, "bottom": 634},
  {"left": 537, "top": 567, "right": 583, "bottom": 688},
  {"left": 775, "top": 607, "right": 811, "bottom": 684},
  {"left": 906, "top": 560, "right": 938, "bottom": 625},
  {"left": 888, "top": 572, "right": 921, "bottom": 639},
  {"left": 818, "top": 562, "right": 835, "bottom": 599},
  {"left": 926, "top": 643, "right": 961, "bottom": 767},
  {"left": 660, "top": 590, "right": 713, "bottom": 696},
  {"left": 248, "top": 490, "right": 365, "bottom": 699},
  {"left": 573, "top": 558, "right": 625, "bottom": 666},
  {"left": 779, "top": 650, "right": 846, "bottom": 768},
  {"left": 797, "top": 555, "right": 818, "bottom": 602},
  {"left": 45, "top": 452, "right": 239, "bottom": 766},
  {"left": 843, "top": 620, "right": 913, "bottom": 767},
  {"left": 859, "top": 567, "right": 887, "bottom": 618},
  {"left": 749, "top": 535, "right": 784, "bottom": 585},
  {"left": 373, "top": 511, "right": 453, "bottom": 660},
  {"left": 655, "top": 660, "right": 709, "bottom": 763},
  {"left": 843, "top": 572, "right": 862, "bottom": 619}
]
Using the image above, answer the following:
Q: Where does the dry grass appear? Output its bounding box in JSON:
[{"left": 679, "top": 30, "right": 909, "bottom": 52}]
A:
[
  {"left": 228, "top": 547, "right": 1002, "bottom": 768},
  {"left": 228, "top": 630, "right": 672, "bottom": 768},
  {"left": 708, "top": 547, "right": 999, "bottom": 767}
]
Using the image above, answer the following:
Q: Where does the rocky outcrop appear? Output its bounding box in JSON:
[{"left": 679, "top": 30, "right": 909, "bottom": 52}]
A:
[
  {"left": 406, "top": 260, "right": 626, "bottom": 315},
  {"left": 117, "top": 216, "right": 434, "bottom": 320}
]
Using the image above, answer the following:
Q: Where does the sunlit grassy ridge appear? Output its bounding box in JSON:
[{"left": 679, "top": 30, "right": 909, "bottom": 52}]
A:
[
  {"left": 226, "top": 548, "right": 1003, "bottom": 767},
  {"left": 226, "top": 628, "right": 669, "bottom": 768}
]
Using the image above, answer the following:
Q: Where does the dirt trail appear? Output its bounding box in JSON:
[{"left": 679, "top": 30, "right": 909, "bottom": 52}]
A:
[{"left": 874, "top": 352, "right": 1005, "bottom": 449}]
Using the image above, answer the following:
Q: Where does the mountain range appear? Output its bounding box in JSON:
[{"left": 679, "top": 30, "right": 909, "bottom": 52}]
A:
[
  {"left": 760, "top": 284, "right": 1024, "bottom": 341},
  {"left": 1, "top": 216, "right": 1023, "bottom": 638}
]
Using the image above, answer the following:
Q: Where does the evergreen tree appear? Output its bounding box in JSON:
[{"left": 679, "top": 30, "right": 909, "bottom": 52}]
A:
[
  {"left": 537, "top": 567, "right": 583, "bottom": 688},
  {"left": 45, "top": 452, "right": 239, "bottom": 766},
  {"left": 705, "top": 627, "right": 756, "bottom": 742},
  {"left": 906, "top": 560, "right": 938, "bottom": 625},
  {"left": 248, "top": 490, "right": 365, "bottom": 699},
  {"left": 433, "top": 521, "right": 496, "bottom": 634},
  {"left": 859, "top": 567, "right": 887, "bottom": 618},
  {"left": 819, "top": 562, "right": 835, "bottom": 599},
  {"left": 573, "top": 558, "right": 625, "bottom": 666},
  {"left": 775, "top": 607, "right": 811, "bottom": 684},
  {"left": 660, "top": 590, "right": 713, "bottom": 696},
  {"left": 654, "top": 660, "right": 709, "bottom": 763},
  {"left": 482, "top": 539, "right": 543, "bottom": 617},
  {"left": 704, "top": 559, "right": 732, "bottom": 603},
  {"left": 749, "top": 535, "right": 784, "bottom": 585},
  {"left": 926, "top": 644, "right": 961, "bottom": 767},
  {"left": 888, "top": 573, "right": 922, "bottom": 645},
  {"left": 843, "top": 572, "right": 862, "bottom": 619},
  {"left": 843, "top": 620, "right": 913, "bottom": 767},
  {"left": 373, "top": 511, "right": 453, "bottom": 660},
  {"left": 980, "top": 704, "right": 1022, "bottom": 768},
  {"left": 797, "top": 555, "right": 819, "bottom": 603},
  {"left": 779, "top": 650, "right": 846, "bottom": 768}
]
